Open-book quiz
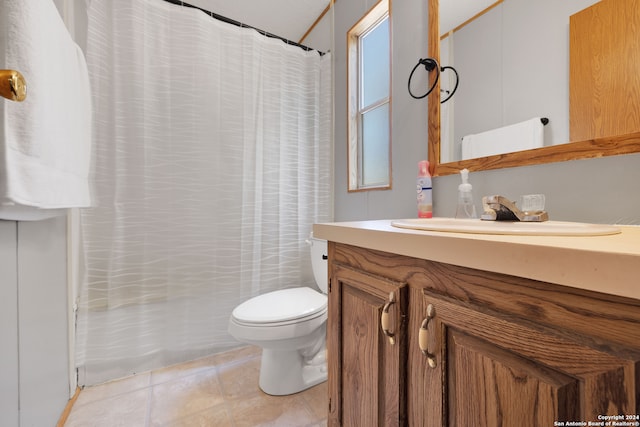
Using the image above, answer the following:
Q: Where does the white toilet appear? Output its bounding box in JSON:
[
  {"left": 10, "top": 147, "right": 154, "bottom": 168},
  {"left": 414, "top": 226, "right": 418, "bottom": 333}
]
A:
[{"left": 228, "top": 235, "right": 328, "bottom": 395}]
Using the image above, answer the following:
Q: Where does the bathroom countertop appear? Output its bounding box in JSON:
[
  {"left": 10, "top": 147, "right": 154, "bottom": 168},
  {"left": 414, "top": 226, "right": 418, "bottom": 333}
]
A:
[{"left": 313, "top": 219, "right": 640, "bottom": 301}]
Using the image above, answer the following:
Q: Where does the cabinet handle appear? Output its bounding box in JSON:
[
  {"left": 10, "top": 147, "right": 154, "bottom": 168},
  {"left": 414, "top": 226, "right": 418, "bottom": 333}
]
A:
[
  {"left": 419, "top": 304, "right": 437, "bottom": 368},
  {"left": 381, "top": 291, "right": 396, "bottom": 345}
]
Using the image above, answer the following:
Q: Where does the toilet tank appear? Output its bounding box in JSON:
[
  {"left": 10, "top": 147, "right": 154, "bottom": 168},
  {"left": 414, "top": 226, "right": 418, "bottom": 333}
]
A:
[{"left": 308, "top": 235, "right": 328, "bottom": 293}]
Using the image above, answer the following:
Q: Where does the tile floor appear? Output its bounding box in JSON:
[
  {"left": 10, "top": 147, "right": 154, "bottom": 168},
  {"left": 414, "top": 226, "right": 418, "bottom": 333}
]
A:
[{"left": 64, "top": 345, "right": 328, "bottom": 427}]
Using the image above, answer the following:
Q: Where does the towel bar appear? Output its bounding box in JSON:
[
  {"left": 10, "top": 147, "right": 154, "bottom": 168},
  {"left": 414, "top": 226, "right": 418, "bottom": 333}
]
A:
[{"left": 0, "top": 69, "right": 27, "bottom": 102}]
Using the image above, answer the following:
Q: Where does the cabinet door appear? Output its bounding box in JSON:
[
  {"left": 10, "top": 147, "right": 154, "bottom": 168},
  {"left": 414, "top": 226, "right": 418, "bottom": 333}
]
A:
[
  {"left": 327, "top": 263, "right": 408, "bottom": 427},
  {"left": 415, "top": 290, "right": 638, "bottom": 426}
]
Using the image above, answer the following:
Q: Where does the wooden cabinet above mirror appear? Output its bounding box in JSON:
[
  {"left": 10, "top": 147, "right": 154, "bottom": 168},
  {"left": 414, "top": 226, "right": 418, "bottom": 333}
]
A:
[
  {"left": 570, "top": 0, "right": 640, "bottom": 142},
  {"left": 427, "top": 0, "right": 640, "bottom": 177}
]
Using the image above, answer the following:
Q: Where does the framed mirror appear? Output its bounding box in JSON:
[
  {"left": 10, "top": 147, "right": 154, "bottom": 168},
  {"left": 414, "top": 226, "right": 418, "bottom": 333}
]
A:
[{"left": 427, "top": 0, "right": 640, "bottom": 177}]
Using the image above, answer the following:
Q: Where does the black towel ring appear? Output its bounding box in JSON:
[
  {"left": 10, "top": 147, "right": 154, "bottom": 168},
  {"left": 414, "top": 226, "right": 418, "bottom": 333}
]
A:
[
  {"left": 408, "top": 58, "right": 440, "bottom": 100},
  {"left": 408, "top": 58, "right": 460, "bottom": 104},
  {"left": 440, "top": 65, "right": 459, "bottom": 104}
]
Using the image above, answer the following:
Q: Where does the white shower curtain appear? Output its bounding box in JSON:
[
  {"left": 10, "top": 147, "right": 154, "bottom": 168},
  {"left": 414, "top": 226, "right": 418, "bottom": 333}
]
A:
[{"left": 76, "top": 0, "right": 333, "bottom": 386}]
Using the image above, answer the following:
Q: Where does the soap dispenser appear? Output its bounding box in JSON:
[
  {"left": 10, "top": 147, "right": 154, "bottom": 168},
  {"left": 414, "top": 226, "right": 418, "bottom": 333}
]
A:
[{"left": 455, "top": 168, "right": 478, "bottom": 219}]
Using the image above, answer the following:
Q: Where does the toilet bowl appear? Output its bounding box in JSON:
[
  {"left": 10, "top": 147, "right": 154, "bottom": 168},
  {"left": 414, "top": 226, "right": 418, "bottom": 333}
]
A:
[{"left": 228, "top": 235, "right": 328, "bottom": 395}]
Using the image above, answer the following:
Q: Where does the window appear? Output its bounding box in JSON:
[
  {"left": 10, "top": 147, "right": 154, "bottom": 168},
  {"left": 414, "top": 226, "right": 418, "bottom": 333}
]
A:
[{"left": 347, "top": 0, "right": 391, "bottom": 191}]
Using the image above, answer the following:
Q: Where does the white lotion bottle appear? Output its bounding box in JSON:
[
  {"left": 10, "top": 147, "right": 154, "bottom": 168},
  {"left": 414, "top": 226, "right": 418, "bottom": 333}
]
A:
[
  {"left": 455, "top": 168, "right": 478, "bottom": 219},
  {"left": 417, "top": 160, "right": 433, "bottom": 218}
]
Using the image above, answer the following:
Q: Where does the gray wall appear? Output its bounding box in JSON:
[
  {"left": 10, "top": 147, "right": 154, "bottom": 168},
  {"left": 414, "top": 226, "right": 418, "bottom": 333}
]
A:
[
  {"left": 333, "top": 0, "right": 640, "bottom": 225},
  {"left": 334, "top": 0, "right": 429, "bottom": 221},
  {"left": 434, "top": 153, "right": 640, "bottom": 225},
  {"left": 0, "top": 218, "right": 70, "bottom": 427},
  {"left": 0, "top": 223, "right": 19, "bottom": 426}
]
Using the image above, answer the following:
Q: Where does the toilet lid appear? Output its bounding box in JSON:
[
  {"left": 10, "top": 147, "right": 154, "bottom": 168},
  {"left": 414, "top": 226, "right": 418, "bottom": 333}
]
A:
[{"left": 232, "top": 287, "right": 327, "bottom": 324}]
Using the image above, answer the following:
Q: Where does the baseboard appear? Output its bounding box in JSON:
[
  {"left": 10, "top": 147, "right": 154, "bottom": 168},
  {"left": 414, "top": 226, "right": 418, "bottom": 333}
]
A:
[{"left": 56, "top": 386, "right": 81, "bottom": 427}]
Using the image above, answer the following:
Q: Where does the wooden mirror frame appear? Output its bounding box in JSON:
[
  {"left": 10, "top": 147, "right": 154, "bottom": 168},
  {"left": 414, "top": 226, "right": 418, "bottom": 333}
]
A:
[{"left": 427, "top": 0, "right": 640, "bottom": 177}]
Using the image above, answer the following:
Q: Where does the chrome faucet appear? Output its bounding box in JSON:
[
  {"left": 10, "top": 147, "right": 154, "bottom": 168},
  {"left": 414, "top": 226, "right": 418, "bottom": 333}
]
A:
[{"left": 481, "top": 195, "right": 548, "bottom": 222}]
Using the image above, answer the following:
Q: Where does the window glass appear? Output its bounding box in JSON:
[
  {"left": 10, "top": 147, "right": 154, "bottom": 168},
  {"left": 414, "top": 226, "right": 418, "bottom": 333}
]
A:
[
  {"left": 361, "top": 18, "right": 390, "bottom": 107},
  {"left": 361, "top": 103, "right": 390, "bottom": 187}
]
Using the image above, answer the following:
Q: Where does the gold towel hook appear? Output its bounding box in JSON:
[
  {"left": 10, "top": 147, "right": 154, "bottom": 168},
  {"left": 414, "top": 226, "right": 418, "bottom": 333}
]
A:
[{"left": 0, "top": 69, "right": 27, "bottom": 102}]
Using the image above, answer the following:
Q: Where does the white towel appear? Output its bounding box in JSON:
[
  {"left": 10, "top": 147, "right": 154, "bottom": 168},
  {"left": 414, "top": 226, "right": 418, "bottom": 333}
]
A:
[
  {"left": 0, "top": 0, "right": 92, "bottom": 220},
  {"left": 461, "top": 117, "right": 544, "bottom": 160}
]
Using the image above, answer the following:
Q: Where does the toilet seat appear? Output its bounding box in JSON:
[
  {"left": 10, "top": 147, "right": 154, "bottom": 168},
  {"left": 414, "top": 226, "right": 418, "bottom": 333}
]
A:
[{"left": 231, "top": 287, "right": 327, "bottom": 326}]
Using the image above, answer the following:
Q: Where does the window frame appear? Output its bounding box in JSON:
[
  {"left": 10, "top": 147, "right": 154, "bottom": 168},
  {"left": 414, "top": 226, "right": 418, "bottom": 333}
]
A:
[{"left": 347, "top": 0, "right": 392, "bottom": 192}]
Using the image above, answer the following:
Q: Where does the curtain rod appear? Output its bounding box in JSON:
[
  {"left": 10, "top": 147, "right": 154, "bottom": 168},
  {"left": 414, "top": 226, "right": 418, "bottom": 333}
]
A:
[{"left": 162, "top": 0, "right": 323, "bottom": 54}]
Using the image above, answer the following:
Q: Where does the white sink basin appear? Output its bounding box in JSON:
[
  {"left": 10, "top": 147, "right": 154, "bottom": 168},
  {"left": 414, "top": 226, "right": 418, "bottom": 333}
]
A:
[{"left": 390, "top": 218, "right": 621, "bottom": 236}]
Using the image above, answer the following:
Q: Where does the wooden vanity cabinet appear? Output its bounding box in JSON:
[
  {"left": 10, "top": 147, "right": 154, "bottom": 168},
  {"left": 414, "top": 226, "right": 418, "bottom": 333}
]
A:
[
  {"left": 327, "top": 260, "right": 408, "bottom": 426},
  {"left": 327, "top": 242, "right": 640, "bottom": 426}
]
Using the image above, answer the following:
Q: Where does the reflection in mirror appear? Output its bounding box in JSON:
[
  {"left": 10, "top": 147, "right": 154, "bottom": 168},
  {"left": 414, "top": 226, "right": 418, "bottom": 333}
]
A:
[
  {"left": 428, "top": 0, "right": 640, "bottom": 177},
  {"left": 440, "top": 0, "right": 596, "bottom": 162},
  {"left": 439, "top": 0, "right": 497, "bottom": 36}
]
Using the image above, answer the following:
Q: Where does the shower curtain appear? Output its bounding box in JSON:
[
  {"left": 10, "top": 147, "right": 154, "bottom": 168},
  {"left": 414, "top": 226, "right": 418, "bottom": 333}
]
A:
[{"left": 76, "top": 0, "right": 333, "bottom": 386}]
